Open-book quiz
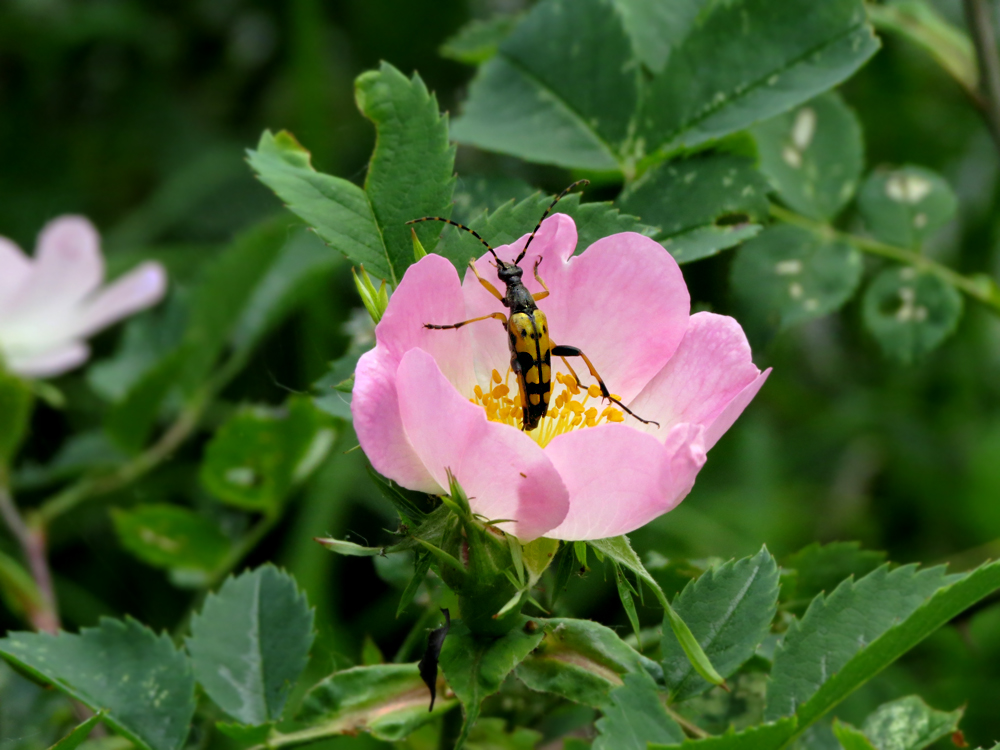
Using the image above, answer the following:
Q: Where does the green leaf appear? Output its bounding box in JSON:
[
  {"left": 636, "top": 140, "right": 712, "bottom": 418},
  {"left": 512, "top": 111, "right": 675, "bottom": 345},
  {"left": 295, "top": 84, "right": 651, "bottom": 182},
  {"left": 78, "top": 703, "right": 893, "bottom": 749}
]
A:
[
  {"left": 0, "top": 370, "right": 32, "bottom": 465},
  {"left": 230, "top": 225, "right": 342, "bottom": 356},
  {"left": 833, "top": 720, "right": 878, "bottom": 750},
  {"left": 451, "top": 175, "right": 537, "bottom": 224},
  {"left": 662, "top": 547, "right": 779, "bottom": 702},
  {"left": 867, "top": 1, "right": 977, "bottom": 98},
  {"left": 615, "top": 567, "right": 642, "bottom": 641},
  {"left": 451, "top": 0, "right": 637, "bottom": 172},
  {"left": 200, "top": 397, "right": 336, "bottom": 513},
  {"left": 312, "top": 337, "right": 373, "bottom": 421},
  {"left": 356, "top": 62, "right": 456, "bottom": 273},
  {"left": 111, "top": 504, "right": 230, "bottom": 577},
  {"left": 0, "top": 550, "right": 44, "bottom": 622},
  {"left": 752, "top": 92, "right": 864, "bottom": 221},
  {"left": 862, "top": 266, "right": 963, "bottom": 364},
  {"left": 589, "top": 536, "right": 726, "bottom": 689},
  {"left": 315, "top": 537, "right": 386, "bottom": 557},
  {"left": 0, "top": 618, "right": 195, "bottom": 750},
  {"left": 466, "top": 717, "right": 543, "bottom": 750},
  {"left": 639, "top": 0, "right": 879, "bottom": 162},
  {"left": 766, "top": 563, "right": 956, "bottom": 721},
  {"left": 186, "top": 565, "right": 315, "bottom": 724},
  {"left": 247, "top": 130, "right": 389, "bottom": 281},
  {"left": 48, "top": 712, "right": 106, "bottom": 750},
  {"left": 858, "top": 166, "right": 958, "bottom": 248},
  {"left": 104, "top": 351, "right": 185, "bottom": 454},
  {"left": 731, "top": 225, "right": 863, "bottom": 329},
  {"left": 617, "top": 152, "right": 770, "bottom": 263},
  {"left": 610, "top": 0, "right": 701, "bottom": 73},
  {"left": 781, "top": 542, "right": 886, "bottom": 610},
  {"left": 440, "top": 14, "right": 522, "bottom": 64},
  {"left": 297, "top": 663, "right": 453, "bottom": 741},
  {"left": 649, "top": 717, "right": 799, "bottom": 750},
  {"left": 435, "top": 191, "right": 654, "bottom": 271},
  {"left": 594, "top": 672, "right": 684, "bottom": 749},
  {"left": 515, "top": 617, "right": 655, "bottom": 709},
  {"left": 861, "top": 695, "right": 962, "bottom": 750},
  {"left": 214, "top": 722, "right": 274, "bottom": 746},
  {"left": 439, "top": 616, "right": 545, "bottom": 749}
]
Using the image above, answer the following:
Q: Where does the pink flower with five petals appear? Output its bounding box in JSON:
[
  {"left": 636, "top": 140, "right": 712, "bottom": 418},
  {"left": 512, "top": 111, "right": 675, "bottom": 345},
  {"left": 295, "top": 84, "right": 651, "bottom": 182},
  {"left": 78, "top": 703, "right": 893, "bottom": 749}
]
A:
[
  {"left": 0, "top": 216, "right": 167, "bottom": 378},
  {"left": 352, "top": 214, "right": 769, "bottom": 542}
]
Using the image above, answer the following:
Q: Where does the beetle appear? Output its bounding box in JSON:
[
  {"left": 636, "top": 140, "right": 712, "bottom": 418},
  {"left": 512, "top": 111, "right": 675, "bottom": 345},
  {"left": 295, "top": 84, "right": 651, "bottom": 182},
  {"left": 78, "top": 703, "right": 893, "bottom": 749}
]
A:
[{"left": 406, "top": 180, "right": 658, "bottom": 432}]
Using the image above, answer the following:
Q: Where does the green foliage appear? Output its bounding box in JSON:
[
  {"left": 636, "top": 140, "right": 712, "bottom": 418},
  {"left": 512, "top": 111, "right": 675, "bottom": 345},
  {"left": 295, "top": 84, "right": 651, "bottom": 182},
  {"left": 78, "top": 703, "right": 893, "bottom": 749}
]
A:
[
  {"left": 662, "top": 547, "right": 779, "bottom": 702},
  {"left": 752, "top": 92, "right": 864, "bottom": 221},
  {"left": 0, "top": 370, "right": 32, "bottom": 466},
  {"left": 861, "top": 267, "right": 964, "bottom": 364},
  {"left": 439, "top": 616, "right": 545, "bottom": 748},
  {"left": 296, "top": 663, "right": 453, "bottom": 741},
  {"left": 0, "top": 618, "right": 195, "bottom": 750},
  {"left": 186, "top": 565, "right": 314, "bottom": 725},
  {"left": 731, "top": 225, "right": 863, "bottom": 330},
  {"left": 858, "top": 167, "right": 958, "bottom": 249},
  {"left": 440, "top": 14, "right": 522, "bottom": 64},
  {"left": 649, "top": 718, "right": 799, "bottom": 750},
  {"left": 111, "top": 504, "right": 230, "bottom": 580},
  {"left": 48, "top": 713, "right": 106, "bottom": 750},
  {"left": 453, "top": 0, "right": 879, "bottom": 174},
  {"left": 860, "top": 696, "right": 963, "bottom": 750},
  {"left": 594, "top": 672, "right": 684, "bottom": 749},
  {"left": 200, "top": 397, "right": 336, "bottom": 514},
  {"left": 780, "top": 542, "right": 887, "bottom": 610},
  {"left": 833, "top": 720, "right": 879, "bottom": 750},
  {"left": 515, "top": 617, "right": 656, "bottom": 709},
  {"left": 617, "top": 152, "right": 771, "bottom": 263}
]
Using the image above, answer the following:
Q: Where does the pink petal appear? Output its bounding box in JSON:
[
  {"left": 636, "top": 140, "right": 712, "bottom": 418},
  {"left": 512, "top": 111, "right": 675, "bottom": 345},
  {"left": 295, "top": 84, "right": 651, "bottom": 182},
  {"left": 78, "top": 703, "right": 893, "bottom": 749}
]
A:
[
  {"left": 628, "top": 312, "right": 769, "bottom": 450},
  {"left": 352, "top": 348, "right": 441, "bottom": 494},
  {"left": 70, "top": 262, "right": 167, "bottom": 340},
  {"left": 376, "top": 254, "right": 476, "bottom": 396},
  {"left": 395, "top": 348, "right": 569, "bottom": 542},
  {"left": 543, "top": 422, "right": 707, "bottom": 541},
  {"left": 6, "top": 341, "right": 90, "bottom": 378},
  {"left": 0, "top": 237, "right": 31, "bottom": 306},
  {"left": 463, "top": 214, "right": 690, "bottom": 402},
  {"left": 4, "top": 216, "right": 105, "bottom": 319}
]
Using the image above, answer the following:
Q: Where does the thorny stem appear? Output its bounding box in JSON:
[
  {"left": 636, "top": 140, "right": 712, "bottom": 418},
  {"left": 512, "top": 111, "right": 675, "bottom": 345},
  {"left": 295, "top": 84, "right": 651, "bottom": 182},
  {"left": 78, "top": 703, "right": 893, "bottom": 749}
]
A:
[
  {"left": 0, "top": 477, "right": 58, "bottom": 633},
  {"left": 964, "top": 0, "right": 1000, "bottom": 154},
  {"left": 769, "top": 204, "right": 1000, "bottom": 314}
]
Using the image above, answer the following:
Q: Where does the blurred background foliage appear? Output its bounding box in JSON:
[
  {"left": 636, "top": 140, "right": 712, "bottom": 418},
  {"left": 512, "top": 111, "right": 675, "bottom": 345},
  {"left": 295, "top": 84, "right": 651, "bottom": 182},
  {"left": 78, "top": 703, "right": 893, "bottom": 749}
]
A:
[{"left": 3, "top": 0, "right": 1000, "bottom": 746}]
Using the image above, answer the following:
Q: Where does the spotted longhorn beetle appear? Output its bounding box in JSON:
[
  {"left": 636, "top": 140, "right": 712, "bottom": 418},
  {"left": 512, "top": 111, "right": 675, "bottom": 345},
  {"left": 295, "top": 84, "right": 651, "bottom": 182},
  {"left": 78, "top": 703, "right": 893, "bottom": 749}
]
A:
[{"left": 406, "top": 181, "right": 659, "bottom": 432}]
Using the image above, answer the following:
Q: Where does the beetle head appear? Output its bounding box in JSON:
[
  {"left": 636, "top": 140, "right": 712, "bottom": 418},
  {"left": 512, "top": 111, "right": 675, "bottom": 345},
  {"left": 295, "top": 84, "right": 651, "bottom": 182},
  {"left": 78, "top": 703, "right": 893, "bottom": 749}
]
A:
[{"left": 496, "top": 259, "right": 524, "bottom": 284}]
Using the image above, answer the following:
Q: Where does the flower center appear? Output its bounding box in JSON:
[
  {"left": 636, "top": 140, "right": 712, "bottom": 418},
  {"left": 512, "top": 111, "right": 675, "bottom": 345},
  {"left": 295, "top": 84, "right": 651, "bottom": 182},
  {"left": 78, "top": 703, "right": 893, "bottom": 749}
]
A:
[{"left": 471, "top": 368, "right": 624, "bottom": 447}]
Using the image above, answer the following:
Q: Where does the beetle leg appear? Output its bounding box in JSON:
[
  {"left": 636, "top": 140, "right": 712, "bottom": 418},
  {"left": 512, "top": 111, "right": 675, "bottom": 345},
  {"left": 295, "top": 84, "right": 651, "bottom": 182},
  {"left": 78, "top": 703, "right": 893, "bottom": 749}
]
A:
[
  {"left": 468, "top": 259, "right": 505, "bottom": 302},
  {"left": 425, "top": 312, "right": 508, "bottom": 330},
  {"left": 532, "top": 257, "right": 551, "bottom": 301},
  {"left": 552, "top": 344, "right": 660, "bottom": 427}
]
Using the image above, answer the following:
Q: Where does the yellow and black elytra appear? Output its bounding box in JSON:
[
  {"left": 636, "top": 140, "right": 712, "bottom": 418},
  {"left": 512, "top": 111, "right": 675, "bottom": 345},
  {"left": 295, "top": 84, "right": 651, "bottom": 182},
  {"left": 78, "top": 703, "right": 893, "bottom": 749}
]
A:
[{"left": 406, "top": 181, "right": 658, "bottom": 432}]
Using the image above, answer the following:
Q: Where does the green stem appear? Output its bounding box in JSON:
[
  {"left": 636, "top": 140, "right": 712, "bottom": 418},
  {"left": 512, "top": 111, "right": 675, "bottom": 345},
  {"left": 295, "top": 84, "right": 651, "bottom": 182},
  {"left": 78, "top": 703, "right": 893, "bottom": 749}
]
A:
[
  {"left": 769, "top": 204, "right": 1000, "bottom": 313},
  {"left": 964, "top": 0, "right": 1000, "bottom": 154},
  {"left": 664, "top": 703, "right": 710, "bottom": 740}
]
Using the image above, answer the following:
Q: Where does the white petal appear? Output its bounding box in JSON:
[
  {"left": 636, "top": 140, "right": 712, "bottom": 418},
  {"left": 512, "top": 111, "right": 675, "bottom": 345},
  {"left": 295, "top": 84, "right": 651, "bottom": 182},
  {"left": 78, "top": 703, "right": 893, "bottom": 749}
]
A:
[
  {"left": 6, "top": 341, "right": 90, "bottom": 378},
  {"left": 70, "top": 262, "right": 167, "bottom": 340},
  {"left": 0, "top": 237, "right": 31, "bottom": 306}
]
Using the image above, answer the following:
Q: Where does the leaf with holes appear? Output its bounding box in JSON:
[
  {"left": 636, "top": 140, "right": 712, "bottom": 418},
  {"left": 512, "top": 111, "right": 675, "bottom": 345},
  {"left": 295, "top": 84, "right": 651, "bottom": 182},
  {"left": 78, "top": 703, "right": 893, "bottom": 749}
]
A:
[
  {"left": 0, "top": 618, "right": 195, "bottom": 750},
  {"left": 296, "top": 663, "right": 453, "bottom": 741},
  {"left": 200, "top": 397, "right": 337, "bottom": 513},
  {"left": 861, "top": 267, "right": 963, "bottom": 364},
  {"left": 186, "top": 565, "right": 314, "bottom": 725},
  {"left": 731, "top": 225, "right": 863, "bottom": 330},
  {"left": 594, "top": 672, "right": 684, "bottom": 749},
  {"left": 752, "top": 92, "right": 864, "bottom": 221},
  {"left": 617, "top": 152, "right": 770, "bottom": 263},
  {"left": 859, "top": 166, "right": 957, "bottom": 249},
  {"left": 111, "top": 504, "right": 230, "bottom": 579},
  {"left": 662, "top": 547, "right": 779, "bottom": 702}
]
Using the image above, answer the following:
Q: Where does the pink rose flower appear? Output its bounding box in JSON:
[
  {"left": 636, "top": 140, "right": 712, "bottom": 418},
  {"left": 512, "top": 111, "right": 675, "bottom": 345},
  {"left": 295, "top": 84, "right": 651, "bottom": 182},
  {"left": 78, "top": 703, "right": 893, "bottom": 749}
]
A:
[
  {"left": 352, "top": 214, "right": 769, "bottom": 542},
  {"left": 0, "top": 216, "right": 167, "bottom": 378}
]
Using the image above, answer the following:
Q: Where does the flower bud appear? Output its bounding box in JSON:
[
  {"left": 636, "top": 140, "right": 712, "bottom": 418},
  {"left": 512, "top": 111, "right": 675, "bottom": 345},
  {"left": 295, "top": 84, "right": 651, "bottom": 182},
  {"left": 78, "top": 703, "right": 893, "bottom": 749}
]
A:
[{"left": 352, "top": 265, "right": 390, "bottom": 324}]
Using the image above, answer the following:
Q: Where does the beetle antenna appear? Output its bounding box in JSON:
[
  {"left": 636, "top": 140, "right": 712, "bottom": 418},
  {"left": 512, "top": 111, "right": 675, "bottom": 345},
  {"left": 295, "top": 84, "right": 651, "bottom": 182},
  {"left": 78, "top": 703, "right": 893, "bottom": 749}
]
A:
[
  {"left": 406, "top": 217, "right": 498, "bottom": 260},
  {"left": 515, "top": 179, "right": 590, "bottom": 264}
]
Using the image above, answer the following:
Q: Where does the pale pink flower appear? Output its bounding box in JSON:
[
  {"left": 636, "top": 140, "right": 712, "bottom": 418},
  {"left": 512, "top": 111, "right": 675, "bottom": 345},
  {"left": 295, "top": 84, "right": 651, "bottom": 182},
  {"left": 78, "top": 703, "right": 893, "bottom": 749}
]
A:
[
  {"left": 0, "top": 216, "right": 167, "bottom": 378},
  {"left": 352, "top": 215, "right": 769, "bottom": 542}
]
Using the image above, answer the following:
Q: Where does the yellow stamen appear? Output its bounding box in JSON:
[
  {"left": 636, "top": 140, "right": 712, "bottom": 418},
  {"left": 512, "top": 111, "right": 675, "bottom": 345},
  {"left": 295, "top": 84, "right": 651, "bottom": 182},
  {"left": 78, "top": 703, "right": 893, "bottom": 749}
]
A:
[{"left": 492, "top": 369, "right": 503, "bottom": 384}]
